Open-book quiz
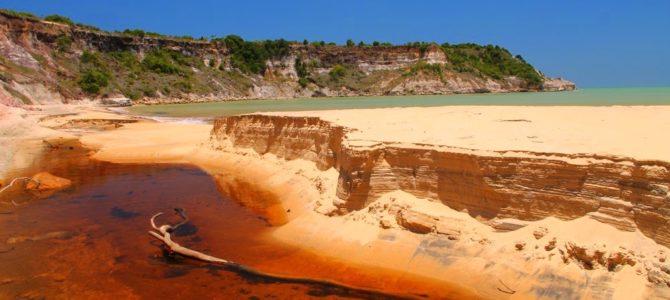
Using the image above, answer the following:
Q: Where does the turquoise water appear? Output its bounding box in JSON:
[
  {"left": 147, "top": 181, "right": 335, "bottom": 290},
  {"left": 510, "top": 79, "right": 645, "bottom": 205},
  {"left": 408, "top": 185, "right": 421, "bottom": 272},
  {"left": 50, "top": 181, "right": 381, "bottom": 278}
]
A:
[{"left": 128, "top": 87, "right": 670, "bottom": 118}]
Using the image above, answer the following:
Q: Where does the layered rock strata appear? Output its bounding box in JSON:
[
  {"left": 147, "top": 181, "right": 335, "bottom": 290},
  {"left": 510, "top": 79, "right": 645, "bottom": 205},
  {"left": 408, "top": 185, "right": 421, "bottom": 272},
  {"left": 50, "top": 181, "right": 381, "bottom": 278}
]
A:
[{"left": 212, "top": 115, "right": 670, "bottom": 247}]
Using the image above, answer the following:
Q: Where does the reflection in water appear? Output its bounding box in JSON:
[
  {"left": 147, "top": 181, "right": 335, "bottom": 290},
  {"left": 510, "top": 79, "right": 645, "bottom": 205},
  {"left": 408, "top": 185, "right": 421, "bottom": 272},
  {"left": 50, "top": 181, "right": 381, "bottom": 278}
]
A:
[{"left": 0, "top": 143, "right": 467, "bottom": 299}]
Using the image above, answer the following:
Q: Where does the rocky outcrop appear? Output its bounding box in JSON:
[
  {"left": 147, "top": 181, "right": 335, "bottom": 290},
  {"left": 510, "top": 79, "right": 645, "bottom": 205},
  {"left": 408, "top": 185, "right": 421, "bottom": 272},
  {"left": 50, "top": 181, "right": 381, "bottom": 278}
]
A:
[
  {"left": 542, "top": 78, "right": 576, "bottom": 92},
  {"left": 26, "top": 172, "right": 72, "bottom": 191},
  {"left": 559, "top": 242, "right": 637, "bottom": 271},
  {"left": 296, "top": 44, "right": 448, "bottom": 75},
  {"left": 212, "top": 115, "right": 670, "bottom": 247},
  {"left": 0, "top": 11, "right": 575, "bottom": 105}
]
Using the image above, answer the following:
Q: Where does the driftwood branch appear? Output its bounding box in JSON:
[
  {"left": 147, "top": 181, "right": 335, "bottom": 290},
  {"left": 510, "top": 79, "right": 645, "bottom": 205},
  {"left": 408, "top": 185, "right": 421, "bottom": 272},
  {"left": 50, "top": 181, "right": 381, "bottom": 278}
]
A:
[{"left": 148, "top": 208, "right": 230, "bottom": 264}]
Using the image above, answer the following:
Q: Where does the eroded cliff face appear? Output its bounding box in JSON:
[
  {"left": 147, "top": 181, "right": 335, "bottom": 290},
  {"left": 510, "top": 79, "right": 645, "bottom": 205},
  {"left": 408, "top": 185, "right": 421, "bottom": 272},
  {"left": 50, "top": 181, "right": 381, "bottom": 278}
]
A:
[
  {"left": 0, "top": 12, "right": 575, "bottom": 106},
  {"left": 212, "top": 115, "right": 670, "bottom": 248}
]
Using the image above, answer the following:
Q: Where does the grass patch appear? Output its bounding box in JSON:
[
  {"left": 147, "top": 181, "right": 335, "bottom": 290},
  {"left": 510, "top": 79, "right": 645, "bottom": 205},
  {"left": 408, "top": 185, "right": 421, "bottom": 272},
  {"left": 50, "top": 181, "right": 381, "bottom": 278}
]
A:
[
  {"left": 0, "top": 9, "right": 39, "bottom": 20},
  {"left": 44, "top": 14, "right": 74, "bottom": 26}
]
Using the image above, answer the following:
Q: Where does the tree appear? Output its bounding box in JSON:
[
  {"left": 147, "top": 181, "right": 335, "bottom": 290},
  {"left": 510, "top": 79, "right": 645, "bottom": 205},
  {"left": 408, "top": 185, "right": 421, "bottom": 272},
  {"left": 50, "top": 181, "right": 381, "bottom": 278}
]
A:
[
  {"left": 303, "top": 39, "right": 308, "bottom": 45},
  {"left": 223, "top": 35, "right": 244, "bottom": 52},
  {"left": 358, "top": 41, "right": 366, "bottom": 47},
  {"left": 372, "top": 41, "right": 380, "bottom": 46},
  {"left": 346, "top": 39, "right": 355, "bottom": 47}
]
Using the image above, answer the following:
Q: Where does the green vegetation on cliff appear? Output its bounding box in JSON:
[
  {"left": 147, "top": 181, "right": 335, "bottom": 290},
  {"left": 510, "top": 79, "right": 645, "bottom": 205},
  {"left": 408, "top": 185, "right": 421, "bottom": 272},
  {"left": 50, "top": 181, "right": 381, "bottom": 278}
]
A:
[
  {"left": 0, "top": 8, "right": 38, "bottom": 20},
  {"left": 44, "top": 14, "right": 74, "bottom": 26},
  {"left": 54, "top": 46, "right": 252, "bottom": 99},
  {"left": 215, "top": 35, "right": 291, "bottom": 74},
  {"left": 441, "top": 43, "right": 543, "bottom": 86},
  {"left": 404, "top": 60, "right": 444, "bottom": 79}
]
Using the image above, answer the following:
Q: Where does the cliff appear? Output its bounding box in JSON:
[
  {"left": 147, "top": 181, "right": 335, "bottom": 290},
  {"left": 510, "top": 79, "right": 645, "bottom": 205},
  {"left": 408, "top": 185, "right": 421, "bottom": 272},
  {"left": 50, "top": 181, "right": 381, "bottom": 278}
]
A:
[
  {"left": 211, "top": 114, "right": 670, "bottom": 248},
  {"left": 0, "top": 11, "right": 575, "bottom": 106}
]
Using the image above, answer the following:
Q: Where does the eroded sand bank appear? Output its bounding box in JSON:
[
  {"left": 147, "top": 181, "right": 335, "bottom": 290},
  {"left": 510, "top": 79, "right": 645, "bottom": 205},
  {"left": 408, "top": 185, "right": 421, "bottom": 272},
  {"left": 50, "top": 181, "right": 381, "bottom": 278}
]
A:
[{"left": 3, "top": 104, "right": 670, "bottom": 299}]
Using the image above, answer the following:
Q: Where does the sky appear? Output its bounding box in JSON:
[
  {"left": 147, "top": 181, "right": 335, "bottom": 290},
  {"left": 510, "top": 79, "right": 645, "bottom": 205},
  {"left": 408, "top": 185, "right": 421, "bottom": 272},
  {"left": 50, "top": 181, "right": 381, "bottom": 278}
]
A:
[{"left": 0, "top": 0, "right": 668, "bottom": 88}]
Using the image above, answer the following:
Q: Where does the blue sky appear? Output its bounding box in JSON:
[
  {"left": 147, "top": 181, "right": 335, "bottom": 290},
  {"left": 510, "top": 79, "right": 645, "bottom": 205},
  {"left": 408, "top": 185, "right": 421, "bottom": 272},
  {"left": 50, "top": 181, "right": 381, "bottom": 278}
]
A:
[{"left": 1, "top": 0, "right": 668, "bottom": 87}]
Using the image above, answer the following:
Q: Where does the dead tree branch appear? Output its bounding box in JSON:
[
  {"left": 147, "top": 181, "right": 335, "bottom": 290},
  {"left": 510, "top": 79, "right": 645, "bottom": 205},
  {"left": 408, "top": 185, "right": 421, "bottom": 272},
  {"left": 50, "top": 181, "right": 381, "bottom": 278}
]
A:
[{"left": 148, "top": 208, "right": 229, "bottom": 264}]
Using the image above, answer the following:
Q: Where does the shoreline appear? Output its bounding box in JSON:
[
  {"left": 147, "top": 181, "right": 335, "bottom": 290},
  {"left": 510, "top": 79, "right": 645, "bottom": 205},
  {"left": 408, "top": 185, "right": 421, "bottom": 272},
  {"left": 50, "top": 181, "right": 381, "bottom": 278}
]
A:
[
  {"left": 132, "top": 88, "right": 578, "bottom": 106},
  {"left": 2, "top": 103, "right": 670, "bottom": 299}
]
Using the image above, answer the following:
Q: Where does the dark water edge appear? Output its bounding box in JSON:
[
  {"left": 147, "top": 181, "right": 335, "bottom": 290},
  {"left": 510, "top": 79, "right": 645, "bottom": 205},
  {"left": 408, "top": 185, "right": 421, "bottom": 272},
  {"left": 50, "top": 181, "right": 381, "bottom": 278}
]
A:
[{"left": 0, "top": 142, "right": 462, "bottom": 299}]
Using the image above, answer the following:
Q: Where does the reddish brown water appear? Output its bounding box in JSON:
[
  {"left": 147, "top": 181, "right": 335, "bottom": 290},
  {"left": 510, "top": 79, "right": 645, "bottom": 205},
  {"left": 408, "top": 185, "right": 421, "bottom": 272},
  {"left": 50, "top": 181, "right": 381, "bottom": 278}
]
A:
[{"left": 0, "top": 142, "right": 474, "bottom": 299}]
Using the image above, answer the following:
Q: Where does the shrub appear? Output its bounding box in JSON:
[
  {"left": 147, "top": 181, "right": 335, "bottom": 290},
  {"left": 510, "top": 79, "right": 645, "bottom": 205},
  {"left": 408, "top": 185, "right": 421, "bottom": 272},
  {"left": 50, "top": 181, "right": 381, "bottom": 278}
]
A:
[
  {"left": 222, "top": 35, "right": 291, "bottom": 74},
  {"left": 44, "top": 14, "right": 74, "bottom": 26},
  {"left": 123, "top": 29, "right": 146, "bottom": 37},
  {"left": 295, "top": 57, "right": 310, "bottom": 87},
  {"left": 80, "top": 51, "right": 101, "bottom": 65},
  {"left": 358, "top": 41, "right": 366, "bottom": 47},
  {"left": 142, "top": 85, "right": 157, "bottom": 97},
  {"left": 174, "top": 80, "right": 193, "bottom": 92},
  {"left": 56, "top": 35, "right": 73, "bottom": 52},
  {"left": 372, "top": 41, "right": 380, "bottom": 46},
  {"left": 294, "top": 58, "right": 308, "bottom": 78},
  {"left": 142, "top": 49, "right": 181, "bottom": 74},
  {"left": 76, "top": 23, "right": 100, "bottom": 31},
  {"left": 263, "top": 39, "right": 290, "bottom": 59},
  {"left": 404, "top": 60, "right": 443, "bottom": 79},
  {"left": 329, "top": 64, "right": 346, "bottom": 80},
  {"left": 229, "top": 44, "right": 266, "bottom": 74},
  {"left": 124, "top": 90, "right": 142, "bottom": 100},
  {"left": 109, "top": 51, "right": 139, "bottom": 69},
  {"left": 78, "top": 69, "right": 109, "bottom": 94},
  {"left": 298, "top": 77, "right": 309, "bottom": 88}
]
